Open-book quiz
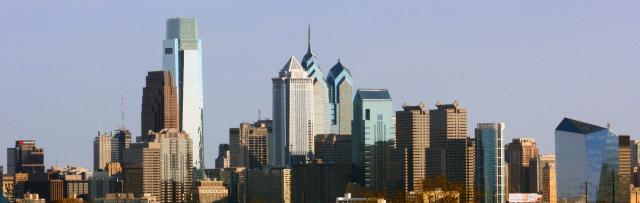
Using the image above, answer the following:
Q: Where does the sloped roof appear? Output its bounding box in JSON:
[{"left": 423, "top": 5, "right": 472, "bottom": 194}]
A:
[
  {"left": 357, "top": 89, "right": 391, "bottom": 100},
  {"left": 555, "top": 117, "right": 606, "bottom": 134}
]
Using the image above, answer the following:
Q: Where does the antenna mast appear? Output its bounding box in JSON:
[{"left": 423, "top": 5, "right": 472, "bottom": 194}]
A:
[{"left": 121, "top": 83, "right": 125, "bottom": 129}]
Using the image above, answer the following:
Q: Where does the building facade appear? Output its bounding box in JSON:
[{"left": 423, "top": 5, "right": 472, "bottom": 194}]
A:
[
  {"left": 529, "top": 154, "right": 556, "bottom": 203},
  {"left": 229, "top": 120, "right": 270, "bottom": 169},
  {"left": 426, "top": 101, "right": 468, "bottom": 187},
  {"left": 93, "top": 130, "right": 131, "bottom": 171},
  {"left": 270, "top": 56, "right": 314, "bottom": 166},
  {"left": 141, "top": 71, "right": 179, "bottom": 135},
  {"left": 6, "top": 140, "right": 45, "bottom": 175},
  {"left": 395, "top": 102, "right": 430, "bottom": 194},
  {"left": 475, "top": 123, "right": 507, "bottom": 203},
  {"left": 505, "top": 138, "right": 539, "bottom": 193},
  {"left": 300, "top": 27, "right": 330, "bottom": 138},
  {"left": 162, "top": 17, "right": 205, "bottom": 172},
  {"left": 291, "top": 160, "right": 351, "bottom": 203},
  {"left": 215, "top": 144, "right": 230, "bottom": 169},
  {"left": 326, "top": 60, "right": 354, "bottom": 135},
  {"left": 352, "top": 89, "right": 395, "bottom": 194},
  {"left": 246, "top": 167, "right": 291, "bottom": 203},
  {"left": 192, "top": 179, "right": 228, "bottom": 203},
  {"left": 555, "top": 118, "right": 628, "bottom": 202}
]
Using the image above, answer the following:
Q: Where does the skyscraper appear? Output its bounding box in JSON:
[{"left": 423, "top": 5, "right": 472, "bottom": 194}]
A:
[
  {"left": 229, "top": 120, "right": 269, "bottom": 169},
  {"left": 505, "top": 138, "right": 539, "bottom": 193},
  {"left": 352, "top": 89, "right": 394, "bottom": 194},
  {"left": 141, "top": 71, "right": 179, "bottom": 135},
  {"left": 6, "top": 140, "right": 45, "bottom": 175},
  {"left": 93, "top": 129, "right": 131, "bottom": 171},
  {"left": 395, "top": 102, "right": 429, "bottom": 193},
  {"left": 475, "top": 123, "right": 507, "bottom": 203},
  {"left": 463, "top": 137, "right": 476, "bottom": 203},
  {"left": 555, "top": 118, "right": 625, "bottom": 202},
  {"left": 246, "top": 167, "right": 292, "bottom": 203},
  {"left": 270, "top": 56, "right": 315, "bottom": 166},
  {"left": 162, "top": 17, "right": 204, "bottom": 172},
  {"left": 300, "top": 26, "right": 330, "bottom": 138},
  {"left": 427, "top": 101, "right": 467, "bottom": 185},
  {"left": 326, "top": 59, "right": 354, "bottom": 135},
  {"left": 215, "top": 144, "right": 230, "bottom": 169}
]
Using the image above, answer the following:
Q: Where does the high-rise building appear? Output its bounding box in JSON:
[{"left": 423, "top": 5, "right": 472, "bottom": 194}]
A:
[
  {"left": 292, "top": 160, "right": 351, "bottom": 203},
  {"left": 462, "top": 137, "right": 476, "bottom": 203},
  {"left": 141, "top": 71, "right": 179, "bottom": 135},
  {"left": 123, "top": 142, "right": 161, "bottom": 200},
  {"left": 555, "top": 118, "right": 629, "bottom": 202},
  {"left": 192, "top": 179, "right": 228, "bottom": 203},
  {"left": 326, "top": 59, "right": 354, "bottom": 135},
  {"left": 505, "top": 138, "right": 539, "bottom": 193},
  {"left": 7, "top": 140, "right": 45, "bottom": 175},
  {"left": 215, "top": 144, "right": 230, "bottom": 169},
  {"left": 1, "top": 174, "right": 14, "bottom": 202},
  {"left": 426, "top": 101, "right": 468, "bottom": 187},
  {"left": 475, "top": 123, "right": 507, "bottom": 203},
  {"left": 147, "top": 129, "right": 193, "bottom": 203},
  {"left": 162, "top": 17, "right": 205, "bottom": 172},
  {"left": 218, "top": 167, "right": 246, "bottom": 203},
  {"left": 395, "top": 102, "right": 429, "bottom": 193},
  {"left": 229, "top": 120, "right": 270, "bottom": 169},
  {"left": 529, "top": 154, "right": 556, "bottom": 202},
  {"left": 300, "top": 27, "right": 330, "bottom": 138},
  {"left": 632, "top": 140, "right": 640, "bottom": 170},
  {"left": 352, "top": 89, "right": 394, "bottom": 194},
  {"left": 270, "top": 56, "right": 315, "bottom": 166},
  {"left": 246, "top": 167, "right": 291, "bottom": 203},
  {"left": 93, "top": 130, "right": 131, "bottom": 171}
]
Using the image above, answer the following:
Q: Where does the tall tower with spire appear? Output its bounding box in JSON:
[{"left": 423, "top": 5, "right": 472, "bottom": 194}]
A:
[
  {"left": 300, "top": 25, "right": 330, "bottom": 137},
  {"left": 162, "top": 17, "right": 205, "bottom": 176},
  {"left": 271, "top": 56, "right": 315, "bottom": 166}
]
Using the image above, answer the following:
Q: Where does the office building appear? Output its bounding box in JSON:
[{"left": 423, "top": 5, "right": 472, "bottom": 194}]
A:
[
  {"left": 246, "top": 167, "right": 291, "bottom": 203},
  {"left": 16, "top": 193, "right": 45, "bottom": 203},
  {"left": 7, "top": 140, "right": 45, "bottom": 175},
  {"left": 326, "top": 59, "right": 354, "bottom": 135},
  {"left": 475, "top": 123, "right": 507, "bottom": 203},
  {"left": 395, "top": 102, "right": 429, "bottom": 194},
  {"left": 505, "top": 138, "right": 539, "bottom": 193},
  {"left": 555, "top": 118, "right": 630, "bottom": 202},
  {"left": 1, "top": 175, "right": 13, "bottom": 203},
  {"left": 94, "top": 130, "right": 131, "bottom": 171},
  {"left": 352, "top": 89, "right": 395, "bottom": 194},
  {"left": 215, "top": 144, "right": 230, "bottom": 169},
  {"left": 218, "top": 167, "right": 246, "bottom": 203},
  {"left": 229, "top": 120, "right": 270, "bottom": 169},
  {"left": 462, "top": 137, "right": 476, "bottom": 203},
  {"left": 426, "top": 101, "right": 467, "bottom": 187},
  {"left": 148, "top": 129, "right": 193, "bottom": 203},
  {"left": 300, "top": 27, "right": 330, "bottom": 138},
  {"left": 529, "top": 154, "right": 556, "bottom": 203},
  {"left": 162, "top": 17, "right": 205, "bottom": 172},
  {"left": 94, "top": 193, "right": 158, "bottom": 203},
  {"left": 123, "top": 142, "right": 162, "bottom": 200},
  {"left": 192, "top": 179, "right": 228, "bottom": 203},
  {"left": 292, "top": 160, "right": 351, "bottom": 203},
  {"left": 271, "top": 56, "right": 314, "bottom": 166},
  {"left": 141, "top": 71, "right": 179, "bottom": 135}
]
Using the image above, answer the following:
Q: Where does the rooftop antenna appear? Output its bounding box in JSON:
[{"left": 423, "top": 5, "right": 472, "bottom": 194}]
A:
[
  {"left": 258, "top": 109, "right": 262, "bottom": 121},
  {"left": 120, "top": 83, "right": 126, "bottom": 130}
]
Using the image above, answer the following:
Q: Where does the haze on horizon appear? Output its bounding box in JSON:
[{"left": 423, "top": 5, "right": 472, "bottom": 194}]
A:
[{"left": 1, "top": 0, "right": 639, "bottom": 168}]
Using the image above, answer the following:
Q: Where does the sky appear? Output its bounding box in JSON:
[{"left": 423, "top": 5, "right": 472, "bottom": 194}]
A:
[{"left": 1, "top": 1, "right": 639, "bottom": 169}]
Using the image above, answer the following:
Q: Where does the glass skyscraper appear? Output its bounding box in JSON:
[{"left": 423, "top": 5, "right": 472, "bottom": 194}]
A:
[
  {"left": 300, "top": 27, "right": 330, "bottom": 137},
  {"left": 351, "top": 89, "right": 394, "bottom": 193},
  {"left": 162, "top": 17, "right": 205, "bottom": 173},
  {"left": 555, "top": 117, "right": 625, "bottom": 202},
  {"left": 475, "top": 123, "right": 506, "bottom": 203},
  {"left": 326, "top": 60, "right": 354, "bottom": 135}
]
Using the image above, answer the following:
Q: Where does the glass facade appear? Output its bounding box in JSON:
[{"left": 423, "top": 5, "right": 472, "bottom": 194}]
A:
[
  {"left": 555, "top": 118, "right": 619, "bottom": 202},
  {"left": 162, "top": 17, "right": 205, "bottom": 173},
  {"left": 352, "top": 89, "right": 394, "bottom": 192},
  {"left": 475, "top": 123, "right": 506, "bottom": 203},
  {"left": 326, "top": 60, "right": 354, "bottom": 135}
]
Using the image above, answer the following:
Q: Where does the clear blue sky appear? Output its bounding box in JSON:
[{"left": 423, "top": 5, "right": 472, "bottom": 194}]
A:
[{"left": 2, "top": 1, "right": 639, "bottom": 168}]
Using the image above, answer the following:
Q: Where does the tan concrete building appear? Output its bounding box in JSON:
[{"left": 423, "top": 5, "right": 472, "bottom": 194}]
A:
[
  {"left": 218, "top": 167, "right": 246, "bottom": 203},
  {"left": 505, "top": 138, "right": 539, "bottom": 193},
  {"left": 395, "top": 102, "right": 429, "bottom": 194},
  {"left": 229, "top": 120, "right": 270, "bottom": 169},
  {"left": 192, "top": 179, "right": 228, "bottom": 203},
  {"left": 123, "top": 142, "right": 161, "bottom": 200},
  {"left": 247, "top": 167, "right": 291, "bottom": 203},
  {"left": 463, "top": 138, "right": 476, "bottom": 203},
  {"left": 1, "top": 174, "right": 14, "bottom": 202},
  {"left": 541, "top": 163, "right": 557, "bottom": 203},
  {"left": 141, "top": 71, "right": 180, "bottom": 136},
  {"left": 94, "top": 193, "right": 158, "bottom": 203},
  {"left": 426, "top": 101, "right": 467, "bottom": 185}
]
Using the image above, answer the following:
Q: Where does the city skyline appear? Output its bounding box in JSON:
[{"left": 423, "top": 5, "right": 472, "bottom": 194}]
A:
[{"left": 2, "top": 1, "right": 640, "bottom": 169}]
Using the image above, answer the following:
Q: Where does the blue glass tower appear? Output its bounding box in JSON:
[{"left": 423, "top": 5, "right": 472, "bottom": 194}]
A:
[
  {"left": 475, "top": 123, "right": 507, "bottom": 203},
  {"left": 300, "top": 26, "right": 330, "bottom": 137},
  {"left": 327, "top": 59, "right": 354, "bottom": 135},
  {"left": 351, "top": 89, "right": 394, "bottom": 192},
  {"left": 555, "top": 118, "right": 622, "bottom": 202}
]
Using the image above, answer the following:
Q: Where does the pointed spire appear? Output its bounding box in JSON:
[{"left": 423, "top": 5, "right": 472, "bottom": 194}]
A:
[{"left": 307, "top": 24, "right": 312, "bottom": 54}]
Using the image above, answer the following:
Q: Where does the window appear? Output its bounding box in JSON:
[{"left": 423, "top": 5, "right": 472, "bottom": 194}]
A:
[
  {"left": 365, "top": 109, "right": 370, "bottom": 120},
  {"left": 165, "top": 48, "right": 173, "bottom": 55}
]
